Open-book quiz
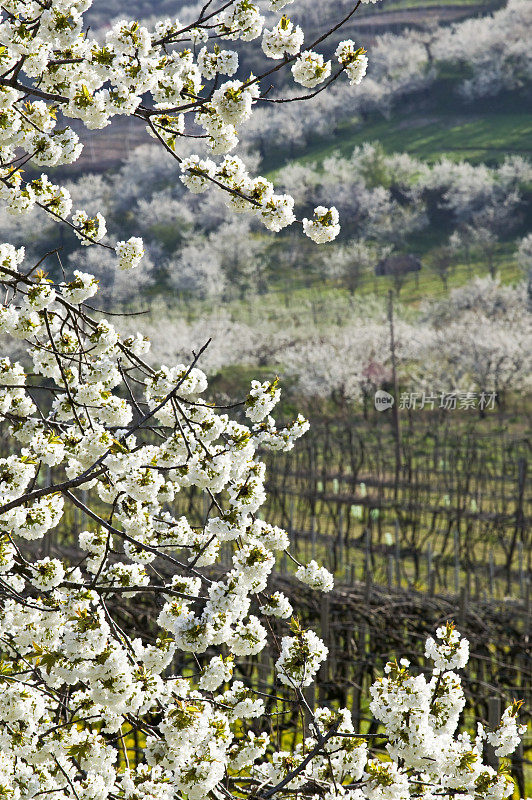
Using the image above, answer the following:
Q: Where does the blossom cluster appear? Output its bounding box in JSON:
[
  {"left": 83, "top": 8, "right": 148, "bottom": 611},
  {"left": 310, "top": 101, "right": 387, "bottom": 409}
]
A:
[
  {"left": 295, "top": 559, "right": 334, "bottom": 591},
  {"left": 335, "top": 40, "right": 369, "bottom": 85},
  {"left": 369, "top": 623, "right": 522, "bottom": 800},
  {"left": 0, "top": 247, "right": 323, "bottom": 799}
]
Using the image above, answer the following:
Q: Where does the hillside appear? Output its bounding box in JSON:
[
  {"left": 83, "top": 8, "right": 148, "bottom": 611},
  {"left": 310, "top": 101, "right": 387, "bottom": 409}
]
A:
[
  {"left": 9, "top": 0, "right": 531, "bottom": 357},
  {"left": 65, "top": 0, "right": 517, "bottom": 174},
  {"left": 63, "top": 82, "right": 531, "bottom": 176},
  {"left": 264, "top": 89, "right": 532, "bottom": 171}
]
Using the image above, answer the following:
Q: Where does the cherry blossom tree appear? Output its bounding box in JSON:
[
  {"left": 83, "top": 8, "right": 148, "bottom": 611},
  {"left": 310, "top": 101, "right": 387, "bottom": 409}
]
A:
[
  {"left": 430, "top": 244, "right": 454, "bottom": 290},
  {"left": 471, "top": 227, "right": 499, "bottom": 280},
  {"left": 417, "top": 278, "right": 532, "bottom": 406},
  {"left": 516, "top": 234, "right": 532, "bottom": 274},
  {"left": 325, "top": 238, "right": 384, "bottom": 294},
  {"left": 516, "top": 233, "right": 532, "bottom": 308},
  {"left": 276, "top": 317, "right": 424, "bottom": 406},
  {"left": 0, "top": 2, "right": 526, "bottom": 799},
  {"left": 433, "top": 0, "right": 532, "bottom": 100},
  {"left": 418, "top": 313, "right": 532, "bottom": 410}
]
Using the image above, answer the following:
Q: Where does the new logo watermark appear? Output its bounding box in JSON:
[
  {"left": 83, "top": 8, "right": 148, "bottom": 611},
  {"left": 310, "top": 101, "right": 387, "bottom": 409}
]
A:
[{"left": 374, "top": 390, "right": 394, "bottom": 412}]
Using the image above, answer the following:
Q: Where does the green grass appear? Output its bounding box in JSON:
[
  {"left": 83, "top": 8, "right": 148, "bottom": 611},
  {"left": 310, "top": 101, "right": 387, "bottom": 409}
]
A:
[
  {"left": 368, "top": 246, "right": 522, "bottom": 305},
  {"left": 262, "top": 70, "right": 532, "bottom": 176},
  {"left": 264, "top": 111, "right": 532, "bottom": 175},
  {"left": 190, "top": 248, "right": 521, "bottom": 329}
]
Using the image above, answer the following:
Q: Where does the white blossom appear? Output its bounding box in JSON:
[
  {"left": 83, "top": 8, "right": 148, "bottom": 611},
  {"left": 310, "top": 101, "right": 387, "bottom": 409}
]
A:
[
  {"left": 262, "top": 16, "right": 304, "bottom": 60},
  {"left": 291, "top": 50, "right": 332, "bottom": 88},
  {"left": 303, "top": 206, "right": 341, "bottom": 243},
  {"left": 116, "top": 237, "right": 144, "bottom": 270},
  {"left": 295, "top": 560, "right": 334, "bottom": 592}
]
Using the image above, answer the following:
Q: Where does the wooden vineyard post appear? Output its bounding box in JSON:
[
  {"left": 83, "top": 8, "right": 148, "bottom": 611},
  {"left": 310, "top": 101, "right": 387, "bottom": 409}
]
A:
[
  {"left": 365, "top": 568, "right": 372, "bottom": 604},
  {"left": 258, "top": 647, "right": 270, "bottom": 692},
  {"left": 303, "top": 683, "right": 316, "bottom": 718},
  {"left": 337, "top": 506, "right": 345, "bottom": 578},
  {"left": 505, "top": 457, "right": 526, "bottom": 595},
  {"left": 511, "top": 641, "right": 527, "bottom": 798},
  {"left": 352, "top": 622, "right": 367, "bottom": 729},
  {"left": 289, "top": 497, "right": 296, "bottom": 560},
  {"left": 485, "top": 696, "right": 501, "bottom": 770},
  {"left": 395, "top": 519, "right": 401, "bottom": 588},
  {"left": 512, "top": 739, "right": 525, "bottom": 799},
  {"left": 388, "top": 290, "right": 402, "bottom": 500},
  {"left": 319, "top": 595, "right": 331, "bottom": 703},
  {"left": 458, "top": 585, "right": 468, "bottom": 626},
  {"left": 345, "top": 505, "right": 350, "bottom": 572},
  {"left": 454, "top": 529, "right": 460, "bottom": 595},
  {"left": 387, "top": 554, "right": 394, "bottom": 589},
  {"left": 427, "top": 542, "right": 433, "bottom": 594},
  {"left": 351, "top": 679, "right": 361, "bottom": 729},
  {"left": 365, "top": 526, "right": 373, "bottom": 603},
  {"left": 517, "top": 541, "right": 524, "bottom": 599}
]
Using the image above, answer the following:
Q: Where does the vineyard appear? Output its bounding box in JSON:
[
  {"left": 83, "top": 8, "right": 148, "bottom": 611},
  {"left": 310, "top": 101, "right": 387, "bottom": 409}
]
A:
[
  {"left": 93, "top": 412, "right": 530, "bottom": 788},
  {"left": 172, "top": 414, "right": 530, "bottom": 599},
  {"left": 17, "top": 408, "right": 531, "bottom": 779},
  {"left": 266, "top": 424, "right": 528, "bottom": 593}
]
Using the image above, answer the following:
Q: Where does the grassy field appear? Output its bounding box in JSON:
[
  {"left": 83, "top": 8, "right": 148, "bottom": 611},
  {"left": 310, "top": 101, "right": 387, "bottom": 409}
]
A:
[
  {"left": 264, "top": 107, "right": 532, "bottom": 176},
  {"left": 176, "top": 245, "right": 522, "bottom": 333},
  {"left": 263, "top": 69, "right": 532, "bottom": 174},
  {"left": 306, "top": 112, "right": 531, "bottom": 166}
]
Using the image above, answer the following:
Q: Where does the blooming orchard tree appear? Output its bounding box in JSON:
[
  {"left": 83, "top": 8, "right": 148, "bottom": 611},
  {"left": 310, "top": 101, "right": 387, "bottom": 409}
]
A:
[
  {"left": 278, "top": 320, "right": 401, "bottom": 405},
  {"left": 433, "top": 0, "right": 532, "bottom": 99},
  {"left": 0, "top": 2, "right": 526, "bottom": 799},
  {"left": 325, "top": 238, "right": 384, "bottom": 294},
  {"left": 422, "top": 275, "right": 528, "bottom": 325},
  {"left": 417, "top": 314, "right": 531, "bottom": 405},
  {"left": 414, "top": 279, "right": 532, "bottom": 404},
  {"left": 517, "top": 233, "right": 532, "bottom": 310}
]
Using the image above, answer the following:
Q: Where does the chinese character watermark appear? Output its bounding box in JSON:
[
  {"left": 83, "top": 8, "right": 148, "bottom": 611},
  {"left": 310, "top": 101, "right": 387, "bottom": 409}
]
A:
[{"left": 395, "top": 390, "right": 497, "bottom": 411}]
